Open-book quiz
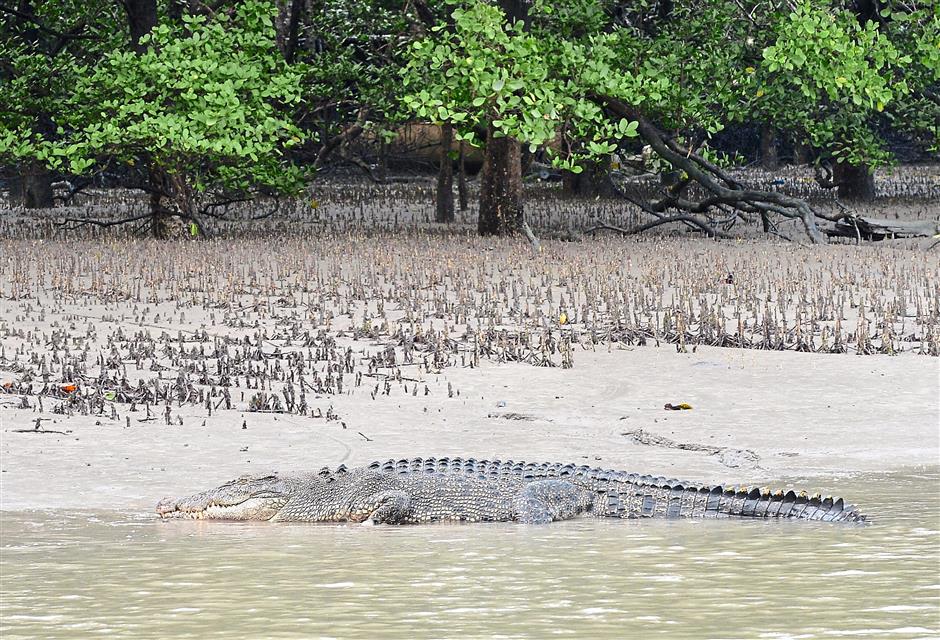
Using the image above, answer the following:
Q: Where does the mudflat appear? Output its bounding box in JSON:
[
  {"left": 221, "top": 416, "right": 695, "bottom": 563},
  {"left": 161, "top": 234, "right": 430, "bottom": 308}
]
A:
[{"left": 1, "top": 231, "right": 936, "bottom": 512}]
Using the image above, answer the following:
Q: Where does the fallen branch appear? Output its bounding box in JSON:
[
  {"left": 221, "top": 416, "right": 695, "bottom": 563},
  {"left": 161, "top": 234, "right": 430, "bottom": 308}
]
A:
[
  {"left": 56, "top": 212, "right": 154, "bottom": 229},
  {"left": 53, "top": 178, "right": 94, "bottom": 206},
  {"left": 596, "top": 95, "right": 830, "bottom": 244},
  {"left": 585, "top": 215, "right": 730, "bottom": 238},
  {"left": 622, "top": 428, "right": 762, "bottom": 469},
  {"left": 201, "top": 196, "right": 281, "bottom": 221},
  {"left": 520, "top": 220, "right": 542, "bottom": 252},
  {"left": 12, "top": 429, "right": 68, "bottom": 435},
  {"left": 312, "top": 110, "right": 369, "bottom": 170},
  {"left": 827, "top": 216, "right": 940, "bottom": 241}
]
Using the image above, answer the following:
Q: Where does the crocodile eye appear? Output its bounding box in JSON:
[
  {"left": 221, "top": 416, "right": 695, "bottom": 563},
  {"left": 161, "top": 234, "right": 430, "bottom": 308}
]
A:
[
  {"left": 219, "top": 476, "right": 250, "bottom": 487},
  {"left": 231, "top": 474, "right": 277, "bottom": 485}
]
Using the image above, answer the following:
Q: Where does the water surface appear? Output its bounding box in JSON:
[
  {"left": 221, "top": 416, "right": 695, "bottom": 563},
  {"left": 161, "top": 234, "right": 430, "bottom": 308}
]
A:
[{"left": 2, "top": 470, "right": 938, "bottom": 639}]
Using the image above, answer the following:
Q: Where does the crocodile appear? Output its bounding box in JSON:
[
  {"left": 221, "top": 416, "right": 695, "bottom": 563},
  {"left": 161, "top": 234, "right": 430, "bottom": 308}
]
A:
[{"left": 157, "top": 457, "right": 866, "bottom": 524}]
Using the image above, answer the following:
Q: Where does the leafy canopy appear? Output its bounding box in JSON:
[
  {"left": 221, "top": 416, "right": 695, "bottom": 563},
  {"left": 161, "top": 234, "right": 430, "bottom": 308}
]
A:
[
  {"left": 401, "top": 0, "right": 938, "bottom": 170},
  {"left": 753, "top": 1, "right": 916, "bottom": 164},
  {"left": 0, "top": 1, "right": 123, "bottom": 165},
  {"left": 400, "top": 2, "right": 638, "bottom": 173},
  {"left": 4, "top": 1, "right": 306, "bottom": 197}
]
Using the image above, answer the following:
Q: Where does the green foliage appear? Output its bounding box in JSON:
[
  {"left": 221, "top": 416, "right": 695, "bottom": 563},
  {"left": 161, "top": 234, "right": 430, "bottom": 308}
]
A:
[
  {"left": 578, "top": 3, "right": 751, "bottom": 135},
  {"left": 299, "top": 0, "right": 410, "bottom": 135},
  {"left": 3, "top": 1, "right": 306, "bottom": 200},
  {"left": 3, "top": 0, "right": 935, "bottom": 209},
  {"left": 401, "top": 0, "right": 937, "bottom": 173},
  {"left": 752, "top": 1, "right": 910, "bottom": 165},
  {"left": 0, "top": 1, "right": 123, "bottom": 164},
  {"left": 400, "top": 2, "right": 637, "bottom": 172},
  {"left": 529, "top": 0, "right": 608, "bottom": 38},
  {"left": 71, "top": 1, "right": 304, "bottom": 194},
  {"left": 879, "top": 2, "right": 940, "bottom": 152},
  {"left": 0, "top": 44, "right": 68, "bottom": 163},
  {"left": 403, "top": 4, "right": 557, "bottom": 147}
]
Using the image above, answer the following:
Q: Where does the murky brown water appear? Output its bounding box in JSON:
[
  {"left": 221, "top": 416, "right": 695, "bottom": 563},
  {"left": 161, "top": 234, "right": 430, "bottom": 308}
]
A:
[{"left": 2, "top": 470, "right": 939, "bottom": 639}]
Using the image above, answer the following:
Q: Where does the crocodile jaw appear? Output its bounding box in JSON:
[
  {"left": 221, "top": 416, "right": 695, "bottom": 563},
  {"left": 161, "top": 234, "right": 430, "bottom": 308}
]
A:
[
  {"left": 156, "top": 474, "right": 293, "bottom": 521},
  {"left": 157, "top": 496, "right": 288, "bottom": 520}
]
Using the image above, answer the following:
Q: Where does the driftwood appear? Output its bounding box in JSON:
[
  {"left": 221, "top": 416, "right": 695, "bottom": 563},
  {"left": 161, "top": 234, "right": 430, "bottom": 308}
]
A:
[
  {"left": 621, "top": 428, "right": 762, "bottom": 469},
  {"left": 520, "top": 220, "right": 542, "bottom": 253},
  {"left": 827, "top": 216, "right": 940, "bottom": 241},
  {"left": 12, "top": 428, "right": 68, "bottom": 435}
]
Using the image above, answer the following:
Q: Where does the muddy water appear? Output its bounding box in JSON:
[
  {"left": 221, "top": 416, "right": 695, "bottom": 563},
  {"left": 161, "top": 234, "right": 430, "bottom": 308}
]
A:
[{"left": 2, "top": 470, "right": 938, "bottom": 639}]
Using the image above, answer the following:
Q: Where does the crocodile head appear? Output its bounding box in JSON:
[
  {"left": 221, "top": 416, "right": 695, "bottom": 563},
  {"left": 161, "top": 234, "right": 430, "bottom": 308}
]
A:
[{"left": 156, "top": 473, "right": 295, "bottom": 521}]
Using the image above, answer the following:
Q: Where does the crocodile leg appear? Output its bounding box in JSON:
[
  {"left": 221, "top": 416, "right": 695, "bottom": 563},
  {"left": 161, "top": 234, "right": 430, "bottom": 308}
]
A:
[
  {"left": 361, "top": 491, "right": 411, "bottom": 525},
  {"left": 512, "top": 480, "right": 594, "bottom": 524}
]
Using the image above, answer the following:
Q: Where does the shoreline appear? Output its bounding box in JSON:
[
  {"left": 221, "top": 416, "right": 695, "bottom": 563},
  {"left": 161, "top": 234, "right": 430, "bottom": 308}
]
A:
[{"left": 3, "top": 346, "right": 936, "bottom": 512}]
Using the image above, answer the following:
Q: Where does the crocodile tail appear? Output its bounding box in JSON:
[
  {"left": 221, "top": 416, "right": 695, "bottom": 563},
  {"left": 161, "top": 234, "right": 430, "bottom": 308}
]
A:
[{"left": 597, "top": 482, "right": 866, "bottom": 522}]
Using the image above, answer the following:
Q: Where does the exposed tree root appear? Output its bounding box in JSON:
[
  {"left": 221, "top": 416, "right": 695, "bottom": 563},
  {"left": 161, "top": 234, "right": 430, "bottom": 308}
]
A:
[{"left": 599, "top": 96, "right": 832, "bottom": 244}]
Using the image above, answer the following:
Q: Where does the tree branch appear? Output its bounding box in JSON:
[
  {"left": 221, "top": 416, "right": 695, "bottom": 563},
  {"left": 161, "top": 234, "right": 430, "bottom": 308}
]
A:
[
  {"left": 52, "top": 178, "right": 94, "bottom": 205},
  {"left": 200, "top": 196, "right": 281, "bottom": 221},
  {"left": 0, "top": 4, "right": 97, "bottom": 43},
  {"left": 596, "top": 95, "right": 829, "bottom": 244},
  {"left": 584, "top": 215, "right": 730, "bottom": 238},
  {"left": 55, "top": 212, "right": 154, "bottom": 230},
  {"left": 312, "top": 110, "right": 369, "bottom": 170}
]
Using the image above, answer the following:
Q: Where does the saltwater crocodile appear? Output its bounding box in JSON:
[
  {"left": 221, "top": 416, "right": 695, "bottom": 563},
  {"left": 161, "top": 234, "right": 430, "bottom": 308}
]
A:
[{"left": 157, "top": 457, "right": 866, "bottom": 524}]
